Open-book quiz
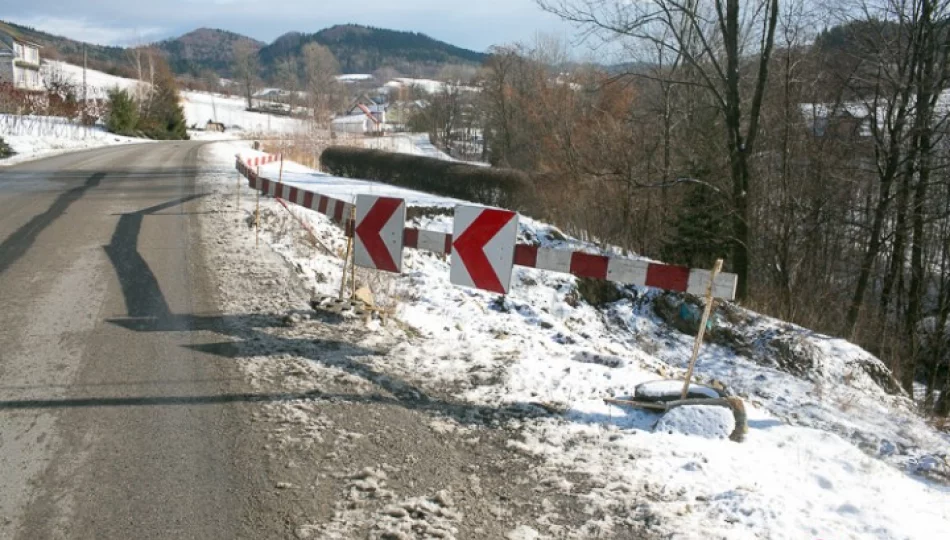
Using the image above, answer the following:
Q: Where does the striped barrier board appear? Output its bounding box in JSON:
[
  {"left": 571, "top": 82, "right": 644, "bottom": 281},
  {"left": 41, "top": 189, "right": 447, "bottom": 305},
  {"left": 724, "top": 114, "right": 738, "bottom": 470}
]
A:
[
  {"left": 237, "top": 153, "right": 282, "bottom": 168},
  {"left": 235, "top": 160, "right": 739, "bottom": 300}
]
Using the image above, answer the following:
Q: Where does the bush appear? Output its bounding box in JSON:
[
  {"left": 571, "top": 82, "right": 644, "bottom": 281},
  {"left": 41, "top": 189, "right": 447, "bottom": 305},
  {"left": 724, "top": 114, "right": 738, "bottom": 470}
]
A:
[
  {"left": 105, "top": 58, "right": 189, "bottom": 141},
  {"left": 320, "top": 146, "right": 537, "bottom": 212},
  {"left": 106, "top": 88, "right": 138, "bottom": 136},
  {"left": 0, "top": 135, "right": 13, "bottom": 159}
]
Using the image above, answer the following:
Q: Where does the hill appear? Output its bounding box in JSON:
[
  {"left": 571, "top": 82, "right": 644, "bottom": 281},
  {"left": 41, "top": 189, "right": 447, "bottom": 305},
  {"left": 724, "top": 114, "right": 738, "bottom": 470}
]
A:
[
  {"left": 155, "top": 28, "right": 265, "bottom": 77},
  {"left": 0, "top": 20, "right": 488, "bottom": 81},
  {"left": 258, "top": 24, "right": 488, "bottom": 75},
  {"left": 0, "top": 20, "right": 131, "bottom": 77}
]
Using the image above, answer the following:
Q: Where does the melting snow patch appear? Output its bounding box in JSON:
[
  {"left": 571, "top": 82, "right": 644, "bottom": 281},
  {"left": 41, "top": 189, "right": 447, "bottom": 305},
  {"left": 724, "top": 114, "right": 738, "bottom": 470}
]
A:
[{"left": 654, "top": 405, "right": 736, "bottom": 439}]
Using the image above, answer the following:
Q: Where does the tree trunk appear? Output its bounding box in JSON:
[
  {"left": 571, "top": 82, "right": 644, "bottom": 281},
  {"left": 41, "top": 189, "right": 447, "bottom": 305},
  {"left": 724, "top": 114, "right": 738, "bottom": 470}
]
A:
[
  {"left": 904, "top": 0, "right": 937, "bottom": 393},
  {"left": 846, "top": 173, "right": 895, "bottom": 336}
]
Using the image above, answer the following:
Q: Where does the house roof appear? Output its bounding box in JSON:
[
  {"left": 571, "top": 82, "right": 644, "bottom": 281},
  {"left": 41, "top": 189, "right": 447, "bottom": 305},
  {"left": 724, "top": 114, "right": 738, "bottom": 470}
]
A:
[{"left": 0, "top": 23, "right": 44, "bottom": 49}]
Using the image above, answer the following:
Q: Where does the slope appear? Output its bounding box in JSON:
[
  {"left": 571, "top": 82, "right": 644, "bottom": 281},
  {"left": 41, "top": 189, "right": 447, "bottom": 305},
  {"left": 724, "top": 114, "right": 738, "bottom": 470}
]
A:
[
  {"left": 217, "top": 145, "right": 950, "bottom": 539},
  {"left": 258, "top": 24, "right": 488, "bottom": 75}
]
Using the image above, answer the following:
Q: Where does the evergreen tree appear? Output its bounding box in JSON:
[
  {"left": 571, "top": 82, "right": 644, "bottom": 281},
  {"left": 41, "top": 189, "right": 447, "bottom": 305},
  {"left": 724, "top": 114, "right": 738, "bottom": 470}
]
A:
[
  {"left": 106, "top": 87, "right": 139, "bottom": 136},
  {"left": 0, "top": 135, "right": 13, "bottom": 159},
  {"left": 140, "top": 58, "right": 190, "bottom": 140},
  {"left": 662, "top": 180, "right": 731, "bottom": 269}
]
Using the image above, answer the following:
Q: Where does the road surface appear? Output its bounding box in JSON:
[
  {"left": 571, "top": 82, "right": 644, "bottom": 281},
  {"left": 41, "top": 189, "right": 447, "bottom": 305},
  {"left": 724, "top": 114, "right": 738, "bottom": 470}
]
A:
[
  {"left": 0, "top": 142, "right": 595, "bottom": 539},
  {"left": 0, "top": 143, "right": 276, "bottom": 539}
]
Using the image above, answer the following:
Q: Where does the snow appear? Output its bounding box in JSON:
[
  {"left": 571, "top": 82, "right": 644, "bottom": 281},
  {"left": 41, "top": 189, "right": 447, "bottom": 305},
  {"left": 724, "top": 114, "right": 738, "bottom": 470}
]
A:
[
  {"left": 0, "top": 114, "right": 147, "bottom": 165},
  {"left": 208, "top": 141, "right": 950, "bottom": 538},
  {"left": 180, "top": 91, "right": 305, "bottom": 134},
  {"left": 336, "top": 74, "right": 374, "bottom": 83},
  {"left": 653, "top": 404, "right": 736, "bottom": 439},
  {"left": 363, "top": 133, "right": 459, "bottom": 162},
  {"left": 46, "top": 61, "right": 139, "bottom": 98},
  {"left": 47, "top": 61, "right": 307, "bottom": 135},
  {"left": 382, "top": 78, "right": 479, "bottom": 95},
  {"left": 247, "top": 153, "right": 463, "bottom": 208}
]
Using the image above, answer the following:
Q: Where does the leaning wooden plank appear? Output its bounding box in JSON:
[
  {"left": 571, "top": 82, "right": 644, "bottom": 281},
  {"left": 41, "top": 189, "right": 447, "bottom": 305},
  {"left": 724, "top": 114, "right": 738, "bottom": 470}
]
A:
[{"left": 603, "top": 398, "right": 670, "bottom": 411}]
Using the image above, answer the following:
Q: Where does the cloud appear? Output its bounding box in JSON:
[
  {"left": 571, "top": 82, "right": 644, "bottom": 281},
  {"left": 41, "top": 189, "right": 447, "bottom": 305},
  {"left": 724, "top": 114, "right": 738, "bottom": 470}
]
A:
[{"left": 9, "top": 16, "right": 165, "bottom": 46}]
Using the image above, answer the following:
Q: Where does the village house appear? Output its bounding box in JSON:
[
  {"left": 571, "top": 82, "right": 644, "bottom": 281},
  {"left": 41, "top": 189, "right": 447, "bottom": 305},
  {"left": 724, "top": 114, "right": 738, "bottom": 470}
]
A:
[{"left": 0, "top": 28, "right": 43, "bottom": 92}]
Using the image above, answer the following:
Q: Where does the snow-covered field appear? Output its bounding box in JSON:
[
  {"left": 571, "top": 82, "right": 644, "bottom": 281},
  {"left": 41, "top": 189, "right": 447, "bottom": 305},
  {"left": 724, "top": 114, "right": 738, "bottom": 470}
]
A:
[
  {"left": 383, "top": 78, "right": 480, "bottom": 95},
  {"left": 214, "top": 142, "right": 950, "bottom": 539},
  {"left": 180, "top": 91, "right": 306, "bottom": 134},
  {"left": 362, "top": 133, "right": 457, "bottom": 161},
  {"left": 52, "top": 61, "right": 307, "bottom": 135},
  {"left": 0, "top": 114, "right": 146, "bottom": 166},
  {"left": 1, "top": 62, "right": 308, "bottom": 165}
]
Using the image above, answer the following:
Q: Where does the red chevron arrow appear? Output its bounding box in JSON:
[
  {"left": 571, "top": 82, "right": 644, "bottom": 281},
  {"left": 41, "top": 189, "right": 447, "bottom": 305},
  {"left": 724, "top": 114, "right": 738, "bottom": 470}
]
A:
[
  {"left": 453, "top": 209, "right": 516, "bottom": 294},
  {"left": 355, "top": 197, "right": 402, "bottom": 272}
]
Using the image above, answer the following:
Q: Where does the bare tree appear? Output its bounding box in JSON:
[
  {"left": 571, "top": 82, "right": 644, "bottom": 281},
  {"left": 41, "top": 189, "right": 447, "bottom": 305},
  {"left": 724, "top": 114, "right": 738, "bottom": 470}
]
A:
[
  {"left": 302, "top": 43, "right": 342, "bottom": 122},
  {"left": 538, "top": 0, "right": 781, "bottom": 300},
  {"left": 232, "top": 41, "right": 259, "bottom": 109}
]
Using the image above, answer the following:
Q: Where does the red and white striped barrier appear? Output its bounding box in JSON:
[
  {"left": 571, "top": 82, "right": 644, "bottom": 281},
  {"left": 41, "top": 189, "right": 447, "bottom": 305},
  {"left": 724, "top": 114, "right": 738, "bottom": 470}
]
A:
[
  {"left": 235, "top": 159, "right": 739, "bottom": 300},
  {"left": 238, "top": 152, "right": 282, "bottom": 168},
  {"left": 238, "top": 159, "right": 354, "bottom": 230}
]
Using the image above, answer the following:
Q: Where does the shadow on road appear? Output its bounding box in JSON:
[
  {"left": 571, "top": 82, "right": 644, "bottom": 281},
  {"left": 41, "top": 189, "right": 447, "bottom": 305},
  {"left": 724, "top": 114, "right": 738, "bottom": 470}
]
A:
[
  {"left": 0, "top": 191, "right": 548, "bottom": 429},
  {"left": 0, "top": 172, "right": 104, "bottom": 276}
]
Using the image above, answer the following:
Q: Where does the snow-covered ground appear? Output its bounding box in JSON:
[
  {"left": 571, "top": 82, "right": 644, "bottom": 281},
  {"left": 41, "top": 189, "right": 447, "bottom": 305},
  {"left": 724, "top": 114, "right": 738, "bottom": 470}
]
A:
[
  {"left": 48, "top": 61, "right": 306, "bottom": 134},
  {"left": 0, "top": 114, "right": 146, "bottom": 166},
  {"left": 337, "top": 74, "right": 374, "bottom": 83},
  {"left": 216, "top": 143, "right": 950, "bottom": 539},
  {"left": 181, "top": 91, "right": 305, "bottom": 134},
  {"left": 248, "top": 156, "right": 463, "bottom": 207},
  {"left": 1, "top": 62, "right": 306, "bottom": 165},
  {"left": 363, "top": 133, "right": 458, "bottom": 162},
  {"left": 383, "top": 78, "right": 479, "bottom": 95}
]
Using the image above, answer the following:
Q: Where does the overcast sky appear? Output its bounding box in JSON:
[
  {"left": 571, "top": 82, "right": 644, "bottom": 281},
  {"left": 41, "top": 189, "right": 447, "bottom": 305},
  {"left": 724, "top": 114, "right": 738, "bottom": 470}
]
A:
[{"left": 0, "top": 0, "right": 582, "bottom": 53}]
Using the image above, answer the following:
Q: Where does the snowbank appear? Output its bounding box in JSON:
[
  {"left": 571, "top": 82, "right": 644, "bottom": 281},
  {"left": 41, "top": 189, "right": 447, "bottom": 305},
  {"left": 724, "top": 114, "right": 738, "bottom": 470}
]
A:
[{"left": 0, "top": 114, "right": 146, "bottom": 165}]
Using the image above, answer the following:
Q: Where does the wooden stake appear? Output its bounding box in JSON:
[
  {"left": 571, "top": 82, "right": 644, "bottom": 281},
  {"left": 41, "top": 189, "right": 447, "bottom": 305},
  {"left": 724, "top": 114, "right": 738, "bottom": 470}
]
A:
[
  {"left": 279, "top": 154, "right": 284, "bottom": 183},
  {"left": 236, "top": 171, "right": 241, "bottom": 214},
  {"left": 255, "top": 166, "right": 261, "bottom": 248},
  {"left": 681, "top": 258, "right": 724, "bottom": 400},
  {"left": 349, "top": 207, "right": 357, "bottom": 297},
  {"left": 339, "top": 234, "right": 353, "bottom": 300}
]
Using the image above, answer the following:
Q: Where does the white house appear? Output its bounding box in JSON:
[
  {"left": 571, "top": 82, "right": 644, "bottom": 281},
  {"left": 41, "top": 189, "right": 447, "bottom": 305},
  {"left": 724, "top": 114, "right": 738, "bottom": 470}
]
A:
[
  {"left": 0, "top": 30, "right": 43, "bottom": 92},
  {"left": 331, "top": 114, "right": 371, "bottom": 134}
]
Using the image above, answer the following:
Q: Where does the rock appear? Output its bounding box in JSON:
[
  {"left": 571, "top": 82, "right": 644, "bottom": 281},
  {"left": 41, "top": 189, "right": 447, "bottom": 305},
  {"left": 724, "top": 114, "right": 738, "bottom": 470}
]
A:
[
  {"left": 434, "top": 490, "right": 454, "bottom": 508},
  {"left": 506, "top": 525, "right": 541, "bottom": 540},
  {"left": 384, "top": 506, "right": 408, "bottom": 518},
  {"left": 283, "top": 313, "right": 303, "bottom": 327},
  {"left": 654, "top": 404, "right": 736, "bottom": 439}
]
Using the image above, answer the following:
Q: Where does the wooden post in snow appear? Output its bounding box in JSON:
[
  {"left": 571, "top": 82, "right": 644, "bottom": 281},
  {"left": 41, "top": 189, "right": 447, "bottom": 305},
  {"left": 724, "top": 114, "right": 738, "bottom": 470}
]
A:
[
  {"left": 349, "top": 206, "right": 357, "bottom": 297},
  {"left": 339, "top": 234, "right": 353, "bottom": 300},
  {"left": 681, "top": 258, "right": 724, "bottom": 400},
  {"left": 279, "top": 154, "right": 284, "bottom": 183},
  {"left": 255, "top": 166, "right": 261, "bottom": 248}
]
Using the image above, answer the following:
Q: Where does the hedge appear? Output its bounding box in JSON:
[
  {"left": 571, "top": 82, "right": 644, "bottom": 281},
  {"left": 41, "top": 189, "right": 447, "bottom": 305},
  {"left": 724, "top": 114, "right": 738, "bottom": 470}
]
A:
[{"left": 320, "top": 146, "right": 538, "bottom": 213}]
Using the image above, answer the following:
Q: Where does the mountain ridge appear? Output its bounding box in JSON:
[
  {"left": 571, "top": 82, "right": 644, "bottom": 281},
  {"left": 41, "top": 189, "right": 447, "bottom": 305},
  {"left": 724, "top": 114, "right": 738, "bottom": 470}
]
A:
[{"left": 0, "top": 20, "right": 487, "bottom": 80}]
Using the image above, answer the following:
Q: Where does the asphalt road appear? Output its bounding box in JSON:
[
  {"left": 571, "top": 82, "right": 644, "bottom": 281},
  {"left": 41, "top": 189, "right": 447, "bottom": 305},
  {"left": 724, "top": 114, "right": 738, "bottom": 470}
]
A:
[{"left": 0, "top": 143, "right": 275, "bottom": 539}]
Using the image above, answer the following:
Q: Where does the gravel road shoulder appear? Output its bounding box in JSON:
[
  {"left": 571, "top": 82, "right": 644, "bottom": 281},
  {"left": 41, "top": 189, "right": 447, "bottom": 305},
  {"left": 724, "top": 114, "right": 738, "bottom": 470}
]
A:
[{"left": 195, "top": 147, "right": 606, "bottom": 539}]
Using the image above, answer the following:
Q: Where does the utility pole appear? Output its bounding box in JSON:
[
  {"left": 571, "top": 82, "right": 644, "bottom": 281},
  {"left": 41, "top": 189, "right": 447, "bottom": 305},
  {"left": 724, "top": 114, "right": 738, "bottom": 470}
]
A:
[{"left": 82, "top": 43, "right": 87, "bottom": 120}]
